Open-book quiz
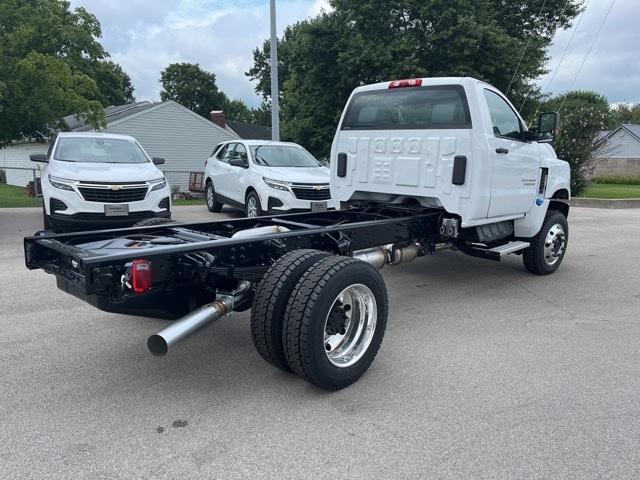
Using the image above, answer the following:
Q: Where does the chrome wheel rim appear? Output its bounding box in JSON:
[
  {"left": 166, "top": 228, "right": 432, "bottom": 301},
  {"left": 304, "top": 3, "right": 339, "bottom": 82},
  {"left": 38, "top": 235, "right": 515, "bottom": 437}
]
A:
[
  {"left": 544, "top": 223, "right": 566, "bottom": 266},
  {"left": 206, "top": 185, "right": 214, "bottom": 208},
  {"left": 247, "top": 197, "right": 258, "bottom": 217},
  {"left": 323, "top": 284, "right": 377, "bottom": 368}
]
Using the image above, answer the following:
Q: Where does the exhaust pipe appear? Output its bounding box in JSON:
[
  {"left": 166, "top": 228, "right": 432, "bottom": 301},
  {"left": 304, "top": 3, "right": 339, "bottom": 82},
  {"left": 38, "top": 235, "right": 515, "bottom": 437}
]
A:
[
  {"left": 148, "top": 281, "right": 251, "bottom": 356},
  {"left": 353, "top": 243, "right": 421, "bottom": 269}
]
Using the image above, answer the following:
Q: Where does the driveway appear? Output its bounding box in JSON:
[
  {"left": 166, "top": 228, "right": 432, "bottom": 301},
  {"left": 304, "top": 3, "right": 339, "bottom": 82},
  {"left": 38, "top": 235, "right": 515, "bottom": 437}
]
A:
[{"left": 1, "top": 206, "right": 640, "bottom": 479}]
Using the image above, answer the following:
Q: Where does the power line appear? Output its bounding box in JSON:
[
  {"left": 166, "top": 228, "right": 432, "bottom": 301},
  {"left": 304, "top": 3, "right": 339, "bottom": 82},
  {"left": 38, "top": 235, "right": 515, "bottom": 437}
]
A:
[
  {"left": 505, "top": 0, "right": 549, "bottom": 98},
  {"left": 521, "top": 0, "right": 583, "bottom": 114},
  {"left": 558, "top": 0, "right": 616, "bottom": 112}
]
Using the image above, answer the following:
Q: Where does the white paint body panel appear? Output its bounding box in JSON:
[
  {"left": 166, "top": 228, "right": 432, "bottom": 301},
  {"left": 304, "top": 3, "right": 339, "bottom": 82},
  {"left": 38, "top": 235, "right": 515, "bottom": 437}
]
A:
[{"left": 330, "top": 77, "right": 571, "bottom": 236}]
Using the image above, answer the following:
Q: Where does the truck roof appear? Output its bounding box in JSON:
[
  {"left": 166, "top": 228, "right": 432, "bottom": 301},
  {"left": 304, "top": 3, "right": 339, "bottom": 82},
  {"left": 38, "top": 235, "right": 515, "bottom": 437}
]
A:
[
  {"left": 352, "top": 76, "right": 493, "bottom": 94},
  {"left": 57, "top": 131, "right": 138, "bottom": 141}
]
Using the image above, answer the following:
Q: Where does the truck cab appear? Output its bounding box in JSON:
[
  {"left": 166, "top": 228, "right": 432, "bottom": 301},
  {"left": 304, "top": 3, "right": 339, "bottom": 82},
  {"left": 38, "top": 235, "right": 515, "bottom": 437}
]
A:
[{"left": 330, "top": 77, "right": 570, "bottom": 238}]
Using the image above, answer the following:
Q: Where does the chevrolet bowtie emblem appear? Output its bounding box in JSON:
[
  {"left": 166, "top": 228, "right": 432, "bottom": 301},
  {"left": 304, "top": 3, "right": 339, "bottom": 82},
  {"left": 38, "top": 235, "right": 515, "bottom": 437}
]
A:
[
  {"left": 314, "top": 186, "right": 324, "bottom": 191},
  {"left": 110, "top": 185, "right": 123, "bottom": 191}
]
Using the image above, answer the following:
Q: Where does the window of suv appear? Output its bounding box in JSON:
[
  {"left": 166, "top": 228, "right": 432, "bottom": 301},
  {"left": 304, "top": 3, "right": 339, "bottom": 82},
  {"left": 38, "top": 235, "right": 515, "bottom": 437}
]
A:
[
  {"left": 483, "top": 89, "right": 523, "bottom": 140},
  {"left": 232, "top": 143, "right": 248, "bottom": 162},
  {"left": 341, "top": 85, "right": 471, "bottom": 130},
  {"left": 216, "top": 144, "right": 233, "bottom": 163},
  {"left": 54, "top": 137, "right": 149, "bottom": 164}
]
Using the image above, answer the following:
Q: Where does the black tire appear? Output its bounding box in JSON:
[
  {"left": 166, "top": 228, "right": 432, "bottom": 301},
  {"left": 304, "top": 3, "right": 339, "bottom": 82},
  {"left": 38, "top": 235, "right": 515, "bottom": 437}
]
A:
[
  {"left": 522, "top": 209, "right": 568, "bottom": 275},
  {"left": 132, "top": 217, "right": 175, "bottom": 227},
  {"left": 245, "top": 190, "right": 262, "bottom": 218},
  {"left": 250, "top": 249, "right": 330, "bottom": 372},
  {"left": 283, "top": 256, "right": 388, "bottom": 390},
  {"left": 42, "top": 205, "right": 52, "bottom": 230},
  {"left": 205, "top": 181, "right": 223, "bottom": 212}
]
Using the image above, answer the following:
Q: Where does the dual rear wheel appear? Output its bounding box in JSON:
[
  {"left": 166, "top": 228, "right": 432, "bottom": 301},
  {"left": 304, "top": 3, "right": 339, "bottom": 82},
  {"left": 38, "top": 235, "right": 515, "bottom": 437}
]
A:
[{"left": 251, "top": 250, "right": 388, "bottom": 390}]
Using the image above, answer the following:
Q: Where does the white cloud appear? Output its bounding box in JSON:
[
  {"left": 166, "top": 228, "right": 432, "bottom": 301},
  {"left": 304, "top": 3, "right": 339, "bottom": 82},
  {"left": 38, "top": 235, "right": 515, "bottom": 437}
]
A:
[
  {"left": 536, "top": 0, "right": 639, "bottom": 103},
  {"left": 71, "top": 0, "right": 324, "bottom": 106},
  {"left": 72, "top": 0, "right": 639, "bottom": 107}
]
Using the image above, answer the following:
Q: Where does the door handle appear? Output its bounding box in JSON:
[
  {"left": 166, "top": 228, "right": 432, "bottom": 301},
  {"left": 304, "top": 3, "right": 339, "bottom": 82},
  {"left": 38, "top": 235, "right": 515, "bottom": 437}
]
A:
[{"left": 495, "top": 148, "right": 509, "bottom": 154}]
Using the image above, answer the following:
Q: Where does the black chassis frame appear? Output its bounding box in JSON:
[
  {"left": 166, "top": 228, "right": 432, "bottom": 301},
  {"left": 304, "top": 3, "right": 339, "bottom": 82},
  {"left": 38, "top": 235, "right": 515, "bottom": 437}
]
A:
[{"left": 24, "top": 205, "right": 446, "bottom": 319}]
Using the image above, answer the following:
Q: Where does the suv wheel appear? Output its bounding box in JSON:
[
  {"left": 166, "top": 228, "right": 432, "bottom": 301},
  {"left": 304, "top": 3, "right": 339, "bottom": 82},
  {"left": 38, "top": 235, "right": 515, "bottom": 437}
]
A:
[
  {"left": 205, "top": 181, "right": 223, "bottom": 212},
  {"left": 245, "top": 191, "right": 262, "bottom": 218}
]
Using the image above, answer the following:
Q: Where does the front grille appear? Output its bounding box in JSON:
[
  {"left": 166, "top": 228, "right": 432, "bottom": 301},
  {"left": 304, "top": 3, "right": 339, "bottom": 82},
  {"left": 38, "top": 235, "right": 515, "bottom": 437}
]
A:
[
  {"left": 79, "top": 187, "right": 148, "bottom": 203},
  {"left": 291, "top": 186, "right": 331, "bottom": 201}
]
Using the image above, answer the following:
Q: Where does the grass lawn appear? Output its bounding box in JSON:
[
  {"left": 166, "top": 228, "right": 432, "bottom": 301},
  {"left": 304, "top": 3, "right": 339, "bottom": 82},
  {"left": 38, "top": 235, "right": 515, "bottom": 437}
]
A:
[
  {"left": 173, "top": 197, "right": 206, "bottom": 206},
  {"left": 580, "top": 183, "right": 640, "bottom": 199},
  {"left": 0, "top": 183, "right": 43, "bottom": 208}
]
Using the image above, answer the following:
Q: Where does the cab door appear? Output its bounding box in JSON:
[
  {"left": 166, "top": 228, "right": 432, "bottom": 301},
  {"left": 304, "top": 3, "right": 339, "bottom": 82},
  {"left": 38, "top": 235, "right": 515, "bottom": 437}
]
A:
[{"left": 483, "top": 89, "right": 540, "bottom": 218}]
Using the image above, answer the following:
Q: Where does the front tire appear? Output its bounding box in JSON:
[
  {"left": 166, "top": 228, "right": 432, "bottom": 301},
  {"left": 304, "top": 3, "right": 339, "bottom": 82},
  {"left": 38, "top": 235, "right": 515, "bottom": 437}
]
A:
[
  {"left": 245, "top": 190, "right": 262, "bottom": 218},
  {"left": 205, "top": 181, "right": 223, "bottom": 213},
  {"left": 522, "top": 210, "right": 568, "bottom": 275},
  {"left": 283, "top": 256, "right": 388, "bottom": 390}
]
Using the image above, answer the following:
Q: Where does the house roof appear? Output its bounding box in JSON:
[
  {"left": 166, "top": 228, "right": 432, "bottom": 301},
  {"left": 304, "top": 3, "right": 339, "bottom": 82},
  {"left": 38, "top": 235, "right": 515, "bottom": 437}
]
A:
[
  {"left": 63, "top": 101, "right": 157, "bottom": 132},
  {"left": 226, "top": 120, "right": 272, "bottom": 140},
  {"left": 599, "top": 124, "right": 640, "bottom": 143}
]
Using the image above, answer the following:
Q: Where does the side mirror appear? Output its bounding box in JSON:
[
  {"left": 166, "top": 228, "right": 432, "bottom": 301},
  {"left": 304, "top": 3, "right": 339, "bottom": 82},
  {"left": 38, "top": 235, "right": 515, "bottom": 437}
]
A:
[
  {"left": 537, "top": 112, "right": 560, "bottom": 143},
  {"left": 152, "top": 157, "right": 165, "bottom": 165},
  {"left": 229, "top": 157, "right": 248, "bottom": 168},
  {"left": 30, "top": 153, "right": 48, "bottom": 163}
]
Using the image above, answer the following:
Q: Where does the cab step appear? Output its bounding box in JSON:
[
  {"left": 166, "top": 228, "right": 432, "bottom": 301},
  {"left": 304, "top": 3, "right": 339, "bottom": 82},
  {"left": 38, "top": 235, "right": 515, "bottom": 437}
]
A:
[
  {"left": 457, "top": 240, "right": 530, "bottom": 261},
  {"left": 488, "top": 241, "right": 530, "bottom": 256}
]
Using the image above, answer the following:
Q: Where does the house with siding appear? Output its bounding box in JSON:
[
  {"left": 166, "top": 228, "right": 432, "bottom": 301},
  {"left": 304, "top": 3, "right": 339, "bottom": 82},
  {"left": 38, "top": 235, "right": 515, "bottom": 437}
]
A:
[
  {"left": 0, "top": 101, "right": 269, "bottom": 191},
  {"left": 594, "top": 124, "right": 640, "bottom": 177}
]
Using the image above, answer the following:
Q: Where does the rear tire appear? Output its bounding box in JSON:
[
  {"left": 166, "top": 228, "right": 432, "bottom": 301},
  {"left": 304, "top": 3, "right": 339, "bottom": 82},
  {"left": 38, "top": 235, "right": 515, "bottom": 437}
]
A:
[
  {"left": 205, "top": 181, "right": 223, "bottom": 213},
  {"left": 283, "top": 256, "right": 388, "bottom": 390},
  {"left": 522, "top": 210, "right": 568, "bottom": 275},
  {"left": 250, "top": 249, "right": 330, "bottom": 372}
]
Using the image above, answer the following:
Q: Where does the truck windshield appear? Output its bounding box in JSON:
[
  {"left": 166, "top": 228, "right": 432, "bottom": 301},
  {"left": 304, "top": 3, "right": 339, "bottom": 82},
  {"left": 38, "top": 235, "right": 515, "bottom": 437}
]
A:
[
  {"left": 341, "top": 85, "right": 471, "bottom": 130},
  {"left": 54, "top": 137, "right": 149, "bottom": 164},
  {"left": 250, "top": 145, "right": 320, "bottom": 167}
]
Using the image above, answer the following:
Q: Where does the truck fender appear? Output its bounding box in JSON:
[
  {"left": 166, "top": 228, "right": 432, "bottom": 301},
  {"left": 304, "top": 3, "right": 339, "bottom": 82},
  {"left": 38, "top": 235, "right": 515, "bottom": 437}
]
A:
[{"left": 514, "top": 198, "right": 550, "bottom": 238}]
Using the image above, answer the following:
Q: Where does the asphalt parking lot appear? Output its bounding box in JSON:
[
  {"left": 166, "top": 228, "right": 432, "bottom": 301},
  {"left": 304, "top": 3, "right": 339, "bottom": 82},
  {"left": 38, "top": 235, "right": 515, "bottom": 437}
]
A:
[{"left": 1, "top": 205, "right": 640, "bottom": 479}]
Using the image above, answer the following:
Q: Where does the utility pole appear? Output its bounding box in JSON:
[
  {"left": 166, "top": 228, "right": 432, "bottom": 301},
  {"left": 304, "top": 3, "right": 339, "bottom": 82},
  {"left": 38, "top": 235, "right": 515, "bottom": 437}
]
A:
[{"left": 269, "top": 0, "right": 280, "bottom": 141}]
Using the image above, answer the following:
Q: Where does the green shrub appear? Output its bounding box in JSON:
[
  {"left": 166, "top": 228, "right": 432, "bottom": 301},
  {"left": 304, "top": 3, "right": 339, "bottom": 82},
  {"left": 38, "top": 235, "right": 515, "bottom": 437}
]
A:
[{"left": 591, "top": 176, "right": 640, "bottom": 185}]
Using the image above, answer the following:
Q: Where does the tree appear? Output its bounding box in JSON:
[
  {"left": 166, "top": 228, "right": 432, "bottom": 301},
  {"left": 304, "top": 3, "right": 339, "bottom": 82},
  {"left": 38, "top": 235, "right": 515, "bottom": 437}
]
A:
[
  {"left": 160, "top": 63, "right": 227, "bottom": 118},
  {"left": 0, "top": 0, "right": 108, "bottom": 145},
  {"left": 539, "top": 91, "right": 610, "bottom": 196},
  {"left": 248, "top": 0, "right": 582, "bottom": 158},
  {"left": 608, "top": 103, "right": 640, "bottom": 128},
  {"left": 90, "top": 61, "right": 135, "bottom": 106}
]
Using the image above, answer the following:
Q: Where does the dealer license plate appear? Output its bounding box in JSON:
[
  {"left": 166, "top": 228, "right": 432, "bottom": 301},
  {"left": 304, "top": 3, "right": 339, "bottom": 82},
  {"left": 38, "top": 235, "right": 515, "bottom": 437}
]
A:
[
  {"left": 311, "top": 201, "right": 327, "bottom": 212},
  {"left": 104, "top": 204, "right": 129, "bottom": 216}
]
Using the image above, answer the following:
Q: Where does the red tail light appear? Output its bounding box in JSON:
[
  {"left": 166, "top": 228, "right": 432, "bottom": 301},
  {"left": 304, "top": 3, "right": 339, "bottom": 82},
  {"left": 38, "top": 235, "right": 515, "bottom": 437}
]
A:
[
  {"left": 131, "top": 259, "right": 152, "bottom": 294},
  {"left": 388, "top": 79, "right": 422, "bottom": 89}
]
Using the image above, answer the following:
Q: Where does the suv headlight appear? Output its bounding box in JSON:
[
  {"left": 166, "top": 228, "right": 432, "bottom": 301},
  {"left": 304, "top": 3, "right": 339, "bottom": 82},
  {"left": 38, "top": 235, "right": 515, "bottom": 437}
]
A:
[
  {"left": 48, "top": 175, "right": 75, "bottom": 191},
  {"left": 150, "top": 177, "right": 167, "bottom": 192},
  {"left": 263, "top": 177, "right": 291, "bottom": 192}
]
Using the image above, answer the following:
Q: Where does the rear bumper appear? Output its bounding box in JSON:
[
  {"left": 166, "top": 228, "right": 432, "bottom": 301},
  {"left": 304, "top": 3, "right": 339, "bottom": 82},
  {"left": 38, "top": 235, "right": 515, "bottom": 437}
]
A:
[{"left": 50, "top": 209, "right": 171, "bottom": 231}]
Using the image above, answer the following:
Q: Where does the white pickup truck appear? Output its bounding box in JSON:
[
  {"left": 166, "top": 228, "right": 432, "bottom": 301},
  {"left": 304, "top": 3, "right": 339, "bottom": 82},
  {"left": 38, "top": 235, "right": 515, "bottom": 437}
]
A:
[
  {"left": 331, "top": 76, "right": 570, "bottom": 275},
  {"left": 24, "top": 76, "right": 571, "bottom": 391}
]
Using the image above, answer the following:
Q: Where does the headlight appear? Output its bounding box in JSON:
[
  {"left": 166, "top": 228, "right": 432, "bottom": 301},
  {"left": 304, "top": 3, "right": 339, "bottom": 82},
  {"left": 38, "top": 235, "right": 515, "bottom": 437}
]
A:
[
  {"left": 48, "top": 175, "right": 75, "bottom": 191},
  {"left": 150, "top": 177, "right": 167, "bottom": 192},
  {"left": 263, "top": 177, "right": 291, "bottom": 192}
]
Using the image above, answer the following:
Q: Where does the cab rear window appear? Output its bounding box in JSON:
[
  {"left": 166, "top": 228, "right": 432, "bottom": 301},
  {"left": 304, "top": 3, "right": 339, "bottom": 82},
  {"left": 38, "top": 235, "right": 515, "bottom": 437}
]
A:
[{"left": 341, "top": 85, "right": 471, "bottom": 130}]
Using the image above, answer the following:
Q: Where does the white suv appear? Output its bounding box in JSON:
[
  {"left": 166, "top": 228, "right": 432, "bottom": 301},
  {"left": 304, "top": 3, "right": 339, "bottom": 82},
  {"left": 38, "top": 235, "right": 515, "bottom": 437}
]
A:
[
  {"left": 204, "top": 140, "right": 335, "bottom": 217},
  {"left": 31, "top": 132, "right": 171, "bottom": 231}
]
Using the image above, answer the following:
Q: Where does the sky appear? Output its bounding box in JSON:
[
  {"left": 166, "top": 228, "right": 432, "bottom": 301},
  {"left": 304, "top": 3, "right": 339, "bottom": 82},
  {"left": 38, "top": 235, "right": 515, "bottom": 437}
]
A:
[{"left": 69, "top": 0, "right": 638, "bottom": 108}]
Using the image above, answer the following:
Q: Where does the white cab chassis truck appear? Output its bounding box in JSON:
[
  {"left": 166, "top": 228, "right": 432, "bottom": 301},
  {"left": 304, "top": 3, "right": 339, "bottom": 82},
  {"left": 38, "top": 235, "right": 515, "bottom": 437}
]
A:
[{"left": 24, "top": 77, "right": 570, "bottom": 391}]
